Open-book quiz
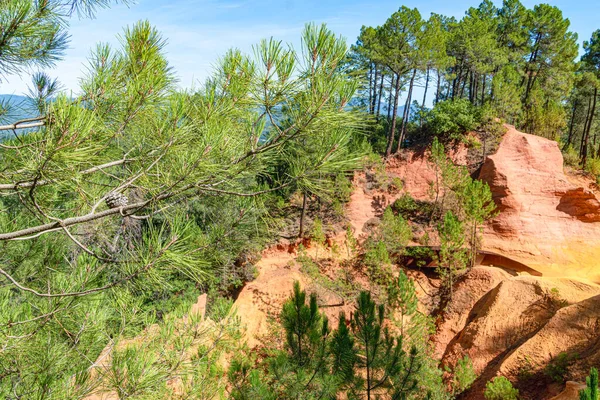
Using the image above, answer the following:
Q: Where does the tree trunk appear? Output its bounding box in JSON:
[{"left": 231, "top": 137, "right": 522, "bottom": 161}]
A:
[
  {"left": 368, "top": 63, "right": 373, "bottom": 114},
  {"left": 451, "top": 68, "right": 459, "bottom": 100},
  {"left": 580, "top": 97, "right": 593, "bottom": 157},
  {"left": 376, "top": 71, "right": 384, "bottom": 122},
  {"left": 469, "top": 71, "right": 475, "bottom": 104},
  {"left": 522, "top": 32, "right": 541, "bottom": 102},
  {"left": 298, "top": 192, "right": 308, "bottom": 238},
  {"left": 397, "top": 69, "right": 416, "bottom": 152},
  {"left": 481, "top": 74, "right": 486, "bottom": 105},
  {"left": 582, "top": 88, "right": 597, "bottom": 169},
  {"left": 386, "top": 74, "right": 394, "bottom": 121},
  {"left": 385, "top": 74, "right": 401, "bottom": 157},
  {"left": 565, "top": 100, "right": 578, "bottom": 149},
  {"left": 436, "top": 70, "right": 442, "bottom": 104},
  {"left": 422, "top": 67, "right": 430, "bottom": 107},
  {"left": 370, "top": 65, "right": 378, "bottom": 115},
  {"left": 460, "top": 71, "right": 468, "bottom": 99}
]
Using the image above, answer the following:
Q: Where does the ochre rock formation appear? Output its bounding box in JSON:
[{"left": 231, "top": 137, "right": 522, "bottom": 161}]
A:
[
  {"left": 549, "top": 382, "right": 587, "bottom": 400},
  {"left": 433, "top": 266, "right": 511, "bottom": 360},
  {"left": 437, "top": 271, "right": 600, "bottom": 399},
  {"left": 479, "top": 125, "right": 600, "bottom": 281}
]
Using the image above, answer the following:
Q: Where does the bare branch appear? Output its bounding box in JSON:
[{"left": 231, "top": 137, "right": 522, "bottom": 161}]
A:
[
  {"left": 0, "top": 158, "right": 132, "bottom": 191},
  {"left": 0, "top": 116, "right": 45, "bottom": 131}
]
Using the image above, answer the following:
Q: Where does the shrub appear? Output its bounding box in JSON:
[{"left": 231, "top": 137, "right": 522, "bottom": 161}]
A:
[
  {"left": 425, "top": 99, "right": 481, "bottom": 140},
  {"left": 563, "top": 145, "right": 580, "bottom": 167},
  {"left": 451, "top": 355, "right": 477, "bottom": 394},
  {"left": 484, "top": 376, "right": 519, "bottom": 400},
  {"left": 333, "top": 173, "right": 353, "bottom": 203},
  {"left": 579, "top": 367, "right": 599, "bottom": 400},
  {"left": 586, "top": 158, "right": 600, "bottom": 177},
  {"left": 545, "top": 352, "right": 577, "bottom": 383},
  {"left": 548, "top": 287, "right": 569, "bottom": 309},
  {"left": 379, "top": 208, "right": 412, "bottom": 256},
  {"left": 392, "top": 194, "right": 418, "bottom": 219},
  {"left": 206, "top": 294, "right": 234, "bottom": 322}
]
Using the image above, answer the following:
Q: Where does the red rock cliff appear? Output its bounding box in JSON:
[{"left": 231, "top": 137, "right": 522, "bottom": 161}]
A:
[{"left": 479, "top": 125, "right": 600, "bottom": 282}]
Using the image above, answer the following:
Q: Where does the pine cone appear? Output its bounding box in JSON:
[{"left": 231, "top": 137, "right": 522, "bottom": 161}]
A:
[{"left": 105, "top": 192, "right": 128, "bottom": 209}]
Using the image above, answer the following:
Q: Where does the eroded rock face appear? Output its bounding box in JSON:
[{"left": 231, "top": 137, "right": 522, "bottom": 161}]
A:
[
  {"left": 479, "top": 125, "right": 600, "bottom": 281},
  {"left": 432, "top": 266, "right": 511, "bottom": 360},
  {"left": 549, "top": 382, "right": 587, "bottom": 400},
  {"left": 439, "top": 272, "right": 600, "bottom": 400}
]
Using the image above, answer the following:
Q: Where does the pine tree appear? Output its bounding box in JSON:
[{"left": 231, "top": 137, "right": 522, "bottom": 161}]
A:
[
  {"left": 281, "top": 281, "right": 327, "bottom": 365},
  {"left": 350, "top": 291, "right": 421, "bottom": 400},
  {"left": 375, "top": 6, "right": 423, "bottom": 156},
  {"left": 437, "top": 211, "right": 468, "bottom": 303},
  {"left": 0, "top": 19, "right": 364, "bottom": 396},
  {"left": 329, "top": 313, "right": 357, "bottom": 387},
  {"left": 580, "top": 367, "right": 599, "bottom": 400},
  {"left": 460, "top": 178, "right": 496, "bottom": 269}
]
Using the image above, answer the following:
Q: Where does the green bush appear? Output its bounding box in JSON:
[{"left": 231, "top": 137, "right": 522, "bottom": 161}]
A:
[
  {"left": 484, "top": 376, "right": 519, "bottom": 400},
  {"left": 425, "top": 99, "right": 481, "bottom": 140},
  {"left": 586, "top": 158, "right": 600, "bottom": 176},
  {"left": 392, "top": 194, "right": 418, "bottom": 218},
  {"left": 451, "top": 355, "right": 477, "bottom": 394},
  {"left": 333, "top": 173, "right": 353, "bottom": 203},
  {"left": 579, "top": 367, "right": 599, "bottom": 400},
  {"left": 545, "top": 352, "right": 577, "bottom": 383},
  {"left": 563, "top": 145, "right": 580, "bottom": 167}
]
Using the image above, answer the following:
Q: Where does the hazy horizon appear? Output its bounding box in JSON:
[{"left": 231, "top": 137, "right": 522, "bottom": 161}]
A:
[{"left": 2, "top": 0, "right": 599, "bottom": 100}]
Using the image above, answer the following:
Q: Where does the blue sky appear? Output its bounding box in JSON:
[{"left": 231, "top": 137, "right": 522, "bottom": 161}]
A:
[{"left": 2, "top": 0, "right": 600, "bottom": 95}]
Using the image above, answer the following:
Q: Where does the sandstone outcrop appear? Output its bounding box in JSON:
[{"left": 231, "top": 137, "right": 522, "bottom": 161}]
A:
[
  {"left": 479, "top": 125, "right": 600, "bottom": 281},
  {"left": 549, "top": 381, "right": 587, "bottom": 400},
  {"left": 438, "top": 272, "right": 600, "bottom": 399}
]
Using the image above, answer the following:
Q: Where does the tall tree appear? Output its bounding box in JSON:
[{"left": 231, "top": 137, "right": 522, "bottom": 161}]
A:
[
  {"left": 375, "top": 6, "right": 423, "bottom": 156},
  {"left": 350, "top": 291, "right": 421, "bottom": 400},
  {"left": 420, "top": 13, "right": 454, "bottom": 107},
  {"left": 521, "top": 4, "right": 578, "bottom": 135},
  {"left": 580, "top": 30, "right": 600, "bottom": 167}
]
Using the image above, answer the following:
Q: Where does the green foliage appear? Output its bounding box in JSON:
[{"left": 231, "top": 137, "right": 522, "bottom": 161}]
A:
[
  {"left": 229, "top": 357, "right": 277, "bottom": 400},
  {"left": 363, "top": 207, "right": 411, "bottom": 286},
  {"left": 379, "top": 207, "right": 412, "bottom": 256},
  {"left": 351, "top": 291, "right": 421, "bottom": 400},
  {"left": 333, "top": 173, "right": 354, "bottom": 203},
  {"left": 450, "top": 356, "right": 477, "bottom": 395},
  {"left": 231, "top": 285, "right": 439, "bottom": 400},
  {"left": 579, "top": 367, "right": 599, "bottom": 400},
  {"left": 363, "top": 240, "right": 392, "bottom": 284},
  {"left": 310, "top": 217, "right": 326, "bottom": 260},
  {"left": 393, "top": 194, "right": 419, "bottom": 217},
  {"left": 548, "top": 287, "right": 569, "bottom": 309},
  {"left": 281, "top": 282, "right": 327, "bottom": 364},
  {"left": 425, "top": 99, "right": 481, "bottom": 140},
  {"left": 329, "top": 313, "right": 357, "bottom": 386},
  {"left": 545, "top": 352, "right": 578, "bottom": 383},
  {"left": 484, "top": 376, "right": 519, "bottom": 400},
  {"left": 429, "top": 137, "right": 469, "bottom": 220},
  {"left": 206, "top": 293, "right": 234, "bottom": 322},
  {"left": 437, "top": 211, "right": 468, "bottom": 303},
  {"left": 564, "top": 145, "right": 581, "bottom": 167},
  {"left": 388, "top": 269, "right": 418, "bottom": 337},
  {"left": 586, "top": 158, "right": 600, "bottom": 177},
  {"left": 0, "top": 19, "right": 365, "bottom": 397},
  {"left": 460, "top": 177, "right": 496, "bottom": 268}
]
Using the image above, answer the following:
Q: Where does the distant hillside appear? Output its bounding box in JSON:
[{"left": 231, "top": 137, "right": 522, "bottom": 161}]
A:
[
  {"left": 0, "top": 94, "right": 34, "bottom": 122},
  {"left": 0, "top": 95, "right": 37, "bottom": 139}
]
